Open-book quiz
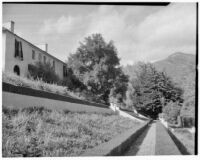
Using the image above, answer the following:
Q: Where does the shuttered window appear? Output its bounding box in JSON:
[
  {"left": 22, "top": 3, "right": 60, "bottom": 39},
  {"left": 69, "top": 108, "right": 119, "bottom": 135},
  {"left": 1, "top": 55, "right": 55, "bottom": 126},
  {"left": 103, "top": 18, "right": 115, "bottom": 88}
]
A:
[
  {"left": 32, "top": 50, "right": 35, "bottom": 60},
  {"left": 63, "top": 65, "right": 67, "bottom": 77},
  {"left": 14, "top": 39, "right": 23, "bottom": 60},
  {"left": 43, "top": 56, "right": 46, "bottom": 63},
  {"left": 38, "top": 53, "right": 42, "bottom": 61},
  {"left": 53, "top": 60, "right": 55, "bottom": 69}
]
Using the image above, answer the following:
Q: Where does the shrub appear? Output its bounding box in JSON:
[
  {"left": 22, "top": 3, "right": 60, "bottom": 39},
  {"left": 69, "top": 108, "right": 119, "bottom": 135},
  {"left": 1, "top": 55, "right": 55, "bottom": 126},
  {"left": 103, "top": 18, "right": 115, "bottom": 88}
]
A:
[
  {"left": 181, "top": 116, "right": 195, "bottom": 128},
  {"left": 62, "top": 67, "right": 86, "bottom": 91},
  {"left": 162, "top": 101, "right": 181, "bottom": 124},
  {"left": 28, "top": 61, "right": 60, "bottom": 84},
  {"left": 3, "top": 72, "right": 82, "bottom": 100}
]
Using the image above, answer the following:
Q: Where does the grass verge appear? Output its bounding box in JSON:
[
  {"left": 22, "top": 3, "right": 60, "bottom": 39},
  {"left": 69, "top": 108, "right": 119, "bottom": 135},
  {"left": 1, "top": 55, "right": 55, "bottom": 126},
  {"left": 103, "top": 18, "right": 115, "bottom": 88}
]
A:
[
  {"left": 3, "top": 72, "right": 82, "bottom": 99},
  {"left": 172, "top": 128, "right": 194, "bottom": 154},
  {"left": 2, "top": 106, "right": 141, "bottom": 157}
]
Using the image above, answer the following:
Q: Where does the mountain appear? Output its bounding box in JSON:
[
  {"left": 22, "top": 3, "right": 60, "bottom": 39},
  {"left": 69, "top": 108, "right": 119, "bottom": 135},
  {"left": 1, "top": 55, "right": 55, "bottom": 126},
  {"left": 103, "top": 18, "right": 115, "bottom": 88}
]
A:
[
  {"left": 154, "top": 52, "right": 195, "bottom": 88},
  {"left": 123, "top": 52, "right": 196, "bottom": 117}
]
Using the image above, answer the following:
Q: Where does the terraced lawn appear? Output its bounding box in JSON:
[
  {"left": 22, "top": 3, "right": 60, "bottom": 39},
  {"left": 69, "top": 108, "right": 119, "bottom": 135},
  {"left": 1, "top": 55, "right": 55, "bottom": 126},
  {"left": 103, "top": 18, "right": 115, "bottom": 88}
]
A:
[
  {"left": 172, "top": 128, "right": 195, "bottom": 154},
  {"left": 2, "top": 106, "right": 141, "bottom": 157}
]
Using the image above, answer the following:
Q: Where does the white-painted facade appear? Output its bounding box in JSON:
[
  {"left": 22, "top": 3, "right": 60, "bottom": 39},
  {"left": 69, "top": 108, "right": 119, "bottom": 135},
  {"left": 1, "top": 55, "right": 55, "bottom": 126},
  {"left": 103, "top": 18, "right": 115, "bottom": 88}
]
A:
[{"left": 2, "top": 21, "right": 67, "bottom": 79}]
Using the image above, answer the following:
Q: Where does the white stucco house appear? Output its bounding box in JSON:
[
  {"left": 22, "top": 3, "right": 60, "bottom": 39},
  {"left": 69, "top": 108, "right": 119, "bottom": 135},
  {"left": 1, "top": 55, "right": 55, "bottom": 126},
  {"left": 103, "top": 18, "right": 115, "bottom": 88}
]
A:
[{"left": 2, "top": 21, "right": 68, "bottom": 79}]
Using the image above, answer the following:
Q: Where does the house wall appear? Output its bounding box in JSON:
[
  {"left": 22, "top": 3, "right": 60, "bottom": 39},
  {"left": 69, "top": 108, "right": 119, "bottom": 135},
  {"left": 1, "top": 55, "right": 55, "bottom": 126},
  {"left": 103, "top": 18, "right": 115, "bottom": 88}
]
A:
[
  {"left": 2, "top": 30, "right": 65, "bottom": 79},
  {"left": 2, "top": 32, "right": 6, "bottom": 71}
]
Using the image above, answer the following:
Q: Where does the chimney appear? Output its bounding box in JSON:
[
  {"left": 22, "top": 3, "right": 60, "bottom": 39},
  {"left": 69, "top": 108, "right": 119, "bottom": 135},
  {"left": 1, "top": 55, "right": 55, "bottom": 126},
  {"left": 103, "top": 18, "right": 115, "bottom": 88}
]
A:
[
  {"left": 3, "top": 21, "right": 15, "bottom": 32},
  {"left": 36, "top": 43, "right": 48, "bottom": 52},
  {"left": 10, "top": 21, "right": 15, "bottom": 33},
  {"left": 45, "top": 44, "right": 48, "bottom": 52}
]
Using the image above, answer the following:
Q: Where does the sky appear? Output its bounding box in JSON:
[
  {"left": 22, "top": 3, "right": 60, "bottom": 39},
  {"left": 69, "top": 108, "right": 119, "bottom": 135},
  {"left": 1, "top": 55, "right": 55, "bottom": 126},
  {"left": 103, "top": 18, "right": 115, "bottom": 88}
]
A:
[{"left": 3, "top": 3, "right": 196, "bottom": 66}]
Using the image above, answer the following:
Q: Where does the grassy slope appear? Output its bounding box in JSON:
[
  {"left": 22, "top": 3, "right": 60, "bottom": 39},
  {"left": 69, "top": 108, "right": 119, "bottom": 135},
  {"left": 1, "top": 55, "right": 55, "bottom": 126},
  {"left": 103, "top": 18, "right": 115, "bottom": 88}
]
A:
[
  {"left": 2, "top": 106, "right": 141, "bottom": 157},
  {"left": 3, "top": 72, "right": 83, "bottom": 100},
  {"left": 172, "top": 128, "right": 195, "bottom": 154}
]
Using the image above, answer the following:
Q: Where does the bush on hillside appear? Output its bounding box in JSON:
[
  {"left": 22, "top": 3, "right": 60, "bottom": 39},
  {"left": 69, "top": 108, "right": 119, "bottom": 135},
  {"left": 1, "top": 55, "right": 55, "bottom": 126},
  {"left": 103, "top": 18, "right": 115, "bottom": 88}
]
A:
[
  {"left": 162, "top": 101, "right": 181, "bottom": 124},
  {"left": 61, "top": 67, "right": 86, "bottom": 91},
  {"left": 3, "top": 72, "right": 82, "bottom": 99},
  {"left": 28, "top": 61, "right": 60, "bottom": 84},
  {"left": 181, "top": 116, "right": 195, "bottom": 128}
]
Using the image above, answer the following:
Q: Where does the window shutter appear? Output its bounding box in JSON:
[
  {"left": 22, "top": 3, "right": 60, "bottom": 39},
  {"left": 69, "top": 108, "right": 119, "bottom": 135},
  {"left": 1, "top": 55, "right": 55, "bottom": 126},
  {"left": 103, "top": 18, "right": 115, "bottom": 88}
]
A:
[
  {"left": 14, "top": 39, "right": 19, "bottom": 57},
  {"left": 20, "top": 42, "right": 23, "bottom": 60}
]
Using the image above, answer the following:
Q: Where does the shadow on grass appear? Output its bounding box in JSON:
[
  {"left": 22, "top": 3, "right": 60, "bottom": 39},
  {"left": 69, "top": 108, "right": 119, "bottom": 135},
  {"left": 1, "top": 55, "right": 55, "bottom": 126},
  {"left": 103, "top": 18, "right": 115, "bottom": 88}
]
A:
[
  {"left": 167, "top": 129, "right": 191, "bottom": 155},
  {"left": 122, "top": 122, "right": 153, "bottom": 156}
]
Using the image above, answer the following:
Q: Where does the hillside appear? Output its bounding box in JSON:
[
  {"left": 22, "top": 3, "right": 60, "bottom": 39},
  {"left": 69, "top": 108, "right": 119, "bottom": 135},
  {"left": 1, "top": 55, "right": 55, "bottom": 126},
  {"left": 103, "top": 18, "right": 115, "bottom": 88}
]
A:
[
  {"left": 154, "top": 52, "right": 196, "bottom": 117},
  {"left": 154, "top": 52, "right": 195, "bottom": 93},
  {"left": 123, "top": 52, "right": 196, "bottom": 117}
]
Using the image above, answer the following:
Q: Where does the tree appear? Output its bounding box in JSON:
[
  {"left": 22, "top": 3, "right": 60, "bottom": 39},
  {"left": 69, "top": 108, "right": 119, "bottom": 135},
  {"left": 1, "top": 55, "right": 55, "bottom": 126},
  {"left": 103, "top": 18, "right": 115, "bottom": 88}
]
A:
[
  {"left": 67, "top": 34, "right": 127, "bottom": 104},
  {"left": 126, "top": 62, "right": 183, "bottom": 119},
  {"left": 109, "top": 67, "right": 129, "bottom": 105},
  {"left": 162, "top": 101, "right": 182, "bottom": 124},
  {"left": 62, "top": 66, "right": 86, "bottom": 91}
]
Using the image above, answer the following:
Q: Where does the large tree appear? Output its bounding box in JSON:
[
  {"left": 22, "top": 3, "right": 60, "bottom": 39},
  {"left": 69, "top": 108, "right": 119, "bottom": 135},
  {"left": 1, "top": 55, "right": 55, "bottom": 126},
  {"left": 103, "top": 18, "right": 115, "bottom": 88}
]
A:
[
  {"left": 67, "top": 34, "right": 128, "bottom": 104},
  {"left": 126, "top": 62, "right": 183, "bottom": 118}
]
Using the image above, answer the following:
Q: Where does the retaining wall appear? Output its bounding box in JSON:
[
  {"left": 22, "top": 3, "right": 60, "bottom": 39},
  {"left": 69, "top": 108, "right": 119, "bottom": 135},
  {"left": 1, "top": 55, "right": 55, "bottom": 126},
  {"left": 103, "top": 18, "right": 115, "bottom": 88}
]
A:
[
  {"left": 2, "top": 82, "right": 113, "bottom": 114},
  {"left": 82, "top": 121, "right": 150, "bottom": 156}
]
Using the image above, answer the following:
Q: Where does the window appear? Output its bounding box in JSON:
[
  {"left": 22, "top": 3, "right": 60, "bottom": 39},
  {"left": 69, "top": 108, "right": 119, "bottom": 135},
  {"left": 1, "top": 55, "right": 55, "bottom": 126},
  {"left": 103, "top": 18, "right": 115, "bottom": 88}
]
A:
[
  {"left": 63, "top": 65, "right": 67, "bottom": 77},
  {"left": 43, "top": 56, "right": 46, "bottom": 63},
  {"left": 15, "top": 39, "right": 23, "bottom": 60},
  {"left": 32, "top": 50, "right": 35, "bottom": 60},
  {"left": 38, "top": 53, "right": 42, "bottom": 61},
  {"left": 53, "top": 60, "right": 55, "bottom": 69},
  {"left": 13, "top": 65, "right": 20, "bottom": 76}
]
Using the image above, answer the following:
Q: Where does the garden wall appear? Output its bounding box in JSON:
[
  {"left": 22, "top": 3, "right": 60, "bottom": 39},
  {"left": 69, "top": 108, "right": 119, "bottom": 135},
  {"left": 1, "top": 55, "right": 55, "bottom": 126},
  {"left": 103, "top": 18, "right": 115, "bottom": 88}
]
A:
[{"left": 2, "top": 82, "right": 113, "bottom": 114}]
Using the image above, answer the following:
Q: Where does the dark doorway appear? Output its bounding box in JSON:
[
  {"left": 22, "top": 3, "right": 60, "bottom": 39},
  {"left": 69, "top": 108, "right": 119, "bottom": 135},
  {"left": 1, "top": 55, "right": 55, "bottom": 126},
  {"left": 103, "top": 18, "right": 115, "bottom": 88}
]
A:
[{"left": 13, "top": 65, "right": 20, "bottom": 76}]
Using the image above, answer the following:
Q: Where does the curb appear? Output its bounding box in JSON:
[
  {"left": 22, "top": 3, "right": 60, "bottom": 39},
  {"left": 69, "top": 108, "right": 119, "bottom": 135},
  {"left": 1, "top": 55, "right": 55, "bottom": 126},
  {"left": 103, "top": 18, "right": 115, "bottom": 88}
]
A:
[{"left": 81, "top": 120, "right": 151, "bottom": 156}]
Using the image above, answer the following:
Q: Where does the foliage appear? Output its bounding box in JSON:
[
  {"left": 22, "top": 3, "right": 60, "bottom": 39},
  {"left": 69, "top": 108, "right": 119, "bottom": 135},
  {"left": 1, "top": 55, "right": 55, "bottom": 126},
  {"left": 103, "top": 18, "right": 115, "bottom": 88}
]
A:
[
  {"left": 3, "top": 72, "right": 82, "bottom": 100},
  {"left": 2, "top": 106, "right": 140, "bottom": 157},
  {"left": 61, "top": 66, "right": 86, "bottom": 91},
  {"left": 125, "top": 82, "right": 136, "bottom": 110},
  {"left": 109, "top": 67, "right": 129, "bottom": 105},
  {"left": 162, "top": 101, "right": 182, "bottom": 124},
  {"left": 181, "top": 116, "right": 195, "bottom": 128},
  {"left": 124, "top": 53, "right": 196, "bottom": 119},
  {"left": 67, "top": 33, "right": 128, "bottom": 104},
  {"left": 28, "top": 61, "right": 60, "bottom": 84},
  {"left": 126, "top": 62, "right": 183, "bottom": 118},
  {"left": 181, "top": 95, "right": 195, "bottom": 118}
]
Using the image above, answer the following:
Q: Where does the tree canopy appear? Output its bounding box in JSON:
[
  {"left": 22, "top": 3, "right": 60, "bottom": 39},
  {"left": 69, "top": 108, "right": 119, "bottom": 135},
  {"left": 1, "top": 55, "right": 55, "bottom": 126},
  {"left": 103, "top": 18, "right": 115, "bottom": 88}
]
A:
[
  {"left": 126, "top": 62, "right": 183, "bottom": 119},
  {"left": 67, "top": 34, "right": 128, "bottom": 104}
]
